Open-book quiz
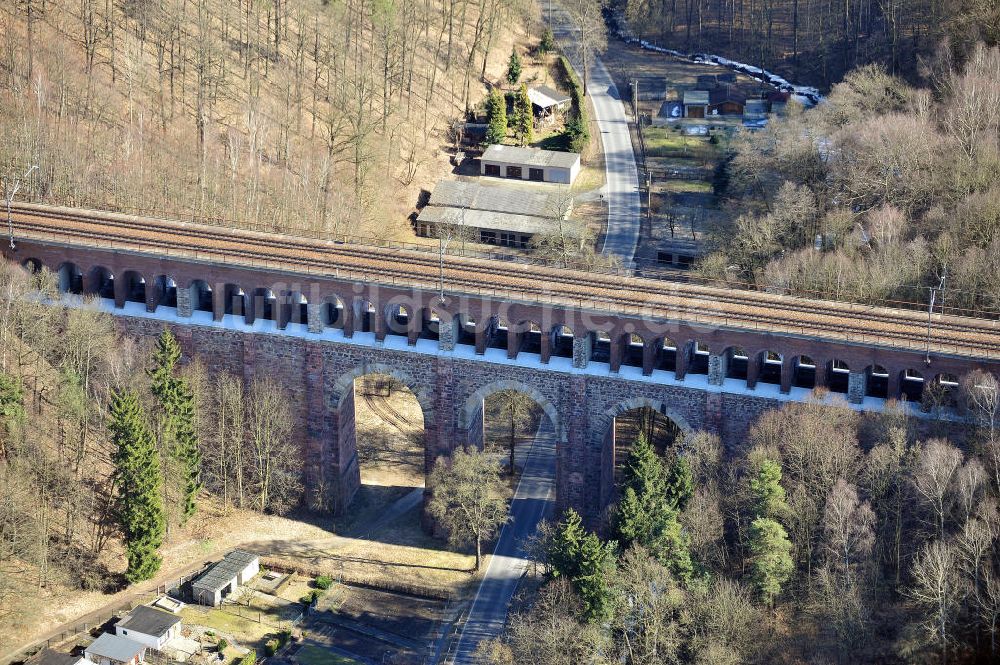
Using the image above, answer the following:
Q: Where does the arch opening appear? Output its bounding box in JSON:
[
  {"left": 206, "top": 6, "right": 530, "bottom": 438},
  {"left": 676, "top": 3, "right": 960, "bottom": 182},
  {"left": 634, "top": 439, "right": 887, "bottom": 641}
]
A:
[
  {"left": 591, "top": 330, "right": 611, "bottom": 364},
  {"left": 155, "top": 275, "right": 178, "bottom": 309},
  {"left": 901, "top": 369, "right": 924, "bottom": 402},
  {"left": 551, "top": 325, "right": 574, "bottom": 359},
  {"left": 21, "top": 258, "right": 42, "bottom": 274},
  {"left": 322, "top": 297, "right": 346, "bottom": 329},
  {"left": 866, "top": 364, "right": 889, "bottom": 399},
  {"left": 223, "top": 284, "right": 247, "bottom": 317},
  {"left": 420, "top": 307, "right": 442, "bottom": 341},
  {"left": 793, "top": 355, "right": 816, "bottom": 389},
  {"left": 611, "top": 406, "right": 686, "bottom": 486},
  {"left": 88, "top": 267, "right": 114, "bottom": 300},
  {"left": 122, "top": 271, "right": 146, "bottom": 305},
  {"left": 283, "top": 292, "right": 308, "bottom": 328},
  {"left": 621, "top": 333, "right": 645, "bottom": 368},
  {"left": 657, "top": 337, "right": 677, "bottom": 372},
  {"left": 385, "top": 303, "right": 411, "bottom": 337},
  {"left": 725, "top": 346, "right": 749, "bottom": 380},
  {"left": 457, "top": 313, "right": 476, "bottom": 347},
  {"left": 687, "top": 340, "right": 710, "bottom": 375},
  {"left": 190, "top": 280, "right": 213, "bottom": 313},
  {"left": 517, "top": 321, "right": 542, "bottom": 356},
  {"left": 488, "top": 316, "right": 509, "bottom": 351},
  {"left": 483, "top": 388, "right": 547, "bottom": 479},
  {"left": 57, "top": 263, "right": 83, "bottom": 295},
  {"left": 355, "top": 299, "right": 376, "bottom": 333},
  {"left": 828, "top": 359, "right": 850, "bottom": 394},
  {"left": 249, "top": 288, "right": 278, "bottom": 323},
  {"left": 758, "top": 350, "right": 783, "bottom": 385}
]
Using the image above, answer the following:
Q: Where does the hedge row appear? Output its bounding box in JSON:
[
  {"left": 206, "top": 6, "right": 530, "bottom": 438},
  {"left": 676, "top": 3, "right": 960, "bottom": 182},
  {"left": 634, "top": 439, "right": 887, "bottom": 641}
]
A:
[{"left": 555, "top": 56, "right": 590, "bottom": 153}]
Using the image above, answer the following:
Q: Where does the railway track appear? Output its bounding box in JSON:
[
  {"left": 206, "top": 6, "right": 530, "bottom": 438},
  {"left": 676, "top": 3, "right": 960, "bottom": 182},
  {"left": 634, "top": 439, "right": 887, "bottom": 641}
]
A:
[
  {"left": 362, "top": 389, "right": 415, "bottom": 434},
  {"left": 7, "top": 202, "right": 1000, "bottom": 360}
]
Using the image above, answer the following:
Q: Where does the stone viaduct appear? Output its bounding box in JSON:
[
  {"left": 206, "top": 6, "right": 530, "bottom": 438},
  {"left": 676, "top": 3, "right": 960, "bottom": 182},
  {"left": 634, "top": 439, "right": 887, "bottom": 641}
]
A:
[{"left": 5, "top": 205, "right": 999, "bottom": 526}]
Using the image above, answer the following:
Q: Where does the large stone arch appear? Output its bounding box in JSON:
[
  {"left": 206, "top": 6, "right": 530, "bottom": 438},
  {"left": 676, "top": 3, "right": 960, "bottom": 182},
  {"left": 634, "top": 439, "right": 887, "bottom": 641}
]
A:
[
  {"left": 596, "top": 397, "right": 695, "bottom": 513},
  {"left": 460, "top": 379, "right": 564, "bottom": 451},
  {"left": 327, "top": 361, "right": 436, "bottom": 513}
]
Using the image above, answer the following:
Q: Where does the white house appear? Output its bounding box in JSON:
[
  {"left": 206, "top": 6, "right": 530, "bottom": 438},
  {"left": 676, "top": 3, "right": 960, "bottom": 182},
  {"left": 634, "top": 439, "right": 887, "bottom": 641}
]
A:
[
  {"left": 115, "top": 606, "right": 182, "bottom": 651},
  {"left": 480, "top": 145, "right": 581, "bottom": 185},
  {"left": 191, "top": 550, "right": 260, "bottom": 606},
  {"left": 84, "top": 634, "right": 146, "bottom": 665}
]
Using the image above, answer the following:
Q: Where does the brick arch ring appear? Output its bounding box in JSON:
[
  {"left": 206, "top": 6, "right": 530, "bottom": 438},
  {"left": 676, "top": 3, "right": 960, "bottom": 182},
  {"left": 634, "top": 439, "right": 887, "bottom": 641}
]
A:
[
  {"left": 460, "top": 380, "right": 565, "bottom": 443},
  {"left": 331, "top": 362, "right": 435, "bottom": 427},
  {"left": 596, "top": 397, "right": 695, "bottom": 440}
]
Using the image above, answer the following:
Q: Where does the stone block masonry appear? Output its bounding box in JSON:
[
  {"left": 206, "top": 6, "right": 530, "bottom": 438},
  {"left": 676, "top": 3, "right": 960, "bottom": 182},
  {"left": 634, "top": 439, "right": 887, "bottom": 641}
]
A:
[{"left": 114, "top": 315, "right": 803, "bottom": 528}]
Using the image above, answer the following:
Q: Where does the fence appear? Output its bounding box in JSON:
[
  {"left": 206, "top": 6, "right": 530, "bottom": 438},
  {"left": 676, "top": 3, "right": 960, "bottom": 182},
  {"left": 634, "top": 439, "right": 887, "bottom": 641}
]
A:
[{"left": 1, "top": 571, "right": 205, "bottom": 665}]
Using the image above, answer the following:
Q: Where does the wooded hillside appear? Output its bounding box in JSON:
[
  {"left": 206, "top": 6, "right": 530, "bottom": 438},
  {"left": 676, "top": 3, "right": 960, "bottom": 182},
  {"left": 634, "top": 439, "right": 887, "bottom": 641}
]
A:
[
  {"left": 618, "top": 0, "right": 1000, "bottom": 87},
  {"left": 0, "top": 0, "right": 531, "bottom": 238}
]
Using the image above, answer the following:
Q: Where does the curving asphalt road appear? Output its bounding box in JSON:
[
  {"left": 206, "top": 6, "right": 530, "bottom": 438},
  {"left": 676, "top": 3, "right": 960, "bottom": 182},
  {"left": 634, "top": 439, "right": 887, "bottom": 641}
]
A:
[
  {"left": 451, "top": 423, "right": 556, "bottom": 664},
  {"left": 549, "top": 8, "right": 641, "bottom": 268}
]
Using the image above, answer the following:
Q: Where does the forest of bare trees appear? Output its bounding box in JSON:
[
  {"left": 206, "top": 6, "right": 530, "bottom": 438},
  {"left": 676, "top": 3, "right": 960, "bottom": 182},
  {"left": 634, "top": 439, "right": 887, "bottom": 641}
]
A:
[
  {"left": 0, "top": 263, "right": 299, "bottom": 640},
  {"left": 0, "top": 0, "right": 531, "bottom": 240},
  {"left": 488, "top": 387, "right": 1000, "bottom": 663},
  {"left": 698, "top": 42, "right": 1000, "bottom": 316},
  {"left": 618, "top": 0, "right": 1000, "bottom": 86}
]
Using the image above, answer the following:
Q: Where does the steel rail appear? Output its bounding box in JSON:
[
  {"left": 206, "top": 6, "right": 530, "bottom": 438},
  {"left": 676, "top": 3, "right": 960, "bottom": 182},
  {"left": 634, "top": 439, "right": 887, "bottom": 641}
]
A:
[{"left": 7, "top": 203, "right": 999, "bottom": 359}]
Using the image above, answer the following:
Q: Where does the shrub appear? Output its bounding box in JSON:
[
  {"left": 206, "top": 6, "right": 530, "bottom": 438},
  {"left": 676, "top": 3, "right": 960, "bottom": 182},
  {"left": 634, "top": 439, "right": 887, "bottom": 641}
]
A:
[
  {"left": 216, "top": 639, "right": 228, "bottom": 652},
  {"left": 315, "top": 575, "right": 333, "bottom": 590},
  {"left": 278, "top": 630, "right": 291, "bottom": 647},
  {"left": 264, "top": 639, "right": 280, "bottom": 657},
  {"left": 239, "top": 652, "right": 256, "bottom": 665}
]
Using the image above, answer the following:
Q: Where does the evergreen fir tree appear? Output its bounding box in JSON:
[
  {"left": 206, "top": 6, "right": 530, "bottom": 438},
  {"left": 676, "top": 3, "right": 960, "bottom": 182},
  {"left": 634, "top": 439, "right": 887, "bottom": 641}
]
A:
[
  {"left": 539, "top": 27, "right": 555, "bottom": 53},
  {"left": 514, "top": 84, "right": 534, "bottom": 146},
  {"left": 665, "top": 456, "right": 694, "bottom": 511},
  {"left": 574, "top": 530, "right": 616, "bottom": 622},
  {"left": 148, "top": 329, "right": 201, "bottom": 523},
  {"left": 110, "top": 388, "right": 165, "bottom": 583},
  {"left": 173, "top": 381, "right": 202, "bottom": 522},
  {"left": 750, "top": 458, "right": 788, "bottom": 519},
  {"left": 615, "top": 433, "right": 694, "bottom": 583},
  {"left": 547, "top": 508, "right": 585, "bottom": 579},
  {"left": 748, "top": 516, "right": 794, "bottom": 606},
  {"left": 506, "top": 48, "right": 522, "bottom": 85},
  {"left": 484, "top": 89, "right": 507, "bottom": 145}
]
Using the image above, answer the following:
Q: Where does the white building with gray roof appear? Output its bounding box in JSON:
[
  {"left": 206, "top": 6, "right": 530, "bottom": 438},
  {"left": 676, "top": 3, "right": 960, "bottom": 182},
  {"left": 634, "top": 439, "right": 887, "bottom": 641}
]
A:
[
  {"left": 84, "top": 634, "right": 146, "bottom": 665},
  {"left": 191, "top": 550, "right": 259, "bottom": 606},
  {"left": 114, "top": 606, "right": 181, "bottom": 651},
  {"left": 480, "top": 145, "right": 581, "bottom": 184}
]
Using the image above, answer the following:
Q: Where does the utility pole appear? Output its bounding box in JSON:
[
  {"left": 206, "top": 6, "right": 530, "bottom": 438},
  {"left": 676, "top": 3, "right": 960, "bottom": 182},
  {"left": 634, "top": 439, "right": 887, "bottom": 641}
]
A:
[{"left": 4, "top": 165, "right": 38, "bottom": 250}]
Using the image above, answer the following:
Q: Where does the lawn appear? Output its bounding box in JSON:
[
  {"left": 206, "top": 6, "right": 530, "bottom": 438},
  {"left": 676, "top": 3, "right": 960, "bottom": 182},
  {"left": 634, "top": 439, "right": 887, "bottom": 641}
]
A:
[
  {"left": 643, "top": 128, "right": 720, "bottom": 160},
  {"left": 295, "top": 644, "right": 361, "bottom": 665},
  {"left": 180, "top": 594, "right": 302, "bottom": 647},
  {"left": 659, "top": 179, "right": 714, "bottom": 194}
]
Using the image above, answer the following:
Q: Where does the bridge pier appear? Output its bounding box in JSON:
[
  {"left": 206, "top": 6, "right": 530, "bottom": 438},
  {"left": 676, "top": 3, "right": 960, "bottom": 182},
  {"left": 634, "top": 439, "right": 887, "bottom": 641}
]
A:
[
  {"left": 848, "top": 371, "right": 867, "bottom": 404},
  {"left": 708, "top": 353, "right": 728, "bottom": 386}
]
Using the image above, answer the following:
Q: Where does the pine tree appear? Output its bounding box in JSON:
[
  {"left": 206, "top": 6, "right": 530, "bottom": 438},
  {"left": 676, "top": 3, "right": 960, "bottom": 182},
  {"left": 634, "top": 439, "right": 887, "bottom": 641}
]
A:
[
  {"left": 665, "top": 456, "right": 694, "bottom": 511},
  {"left": 540, "top": 27, "right": 555, "bottom": 54},
  {"left": 506, "top": 48, "right": 522, "bottom": 85},
  {"left": 514, "top": 84, "right": 534, "bottom": 146},
  {"left": 148, "top": 329, "right": 201, "bottom": 523},
  {"left": 615, "top": 434, "right": 694, "bottom": 582},
  {"left": 546, "top": 509, "right": 616, "bottom": 622},
  {"left": 748, "top": 517, "right": 794, "bottom": 606},
  {"left": 484, "top": 89, "right": 507, "bottom": 145},
  {"left": 547, "top": 508, "right": 586, "bottom": 579},
  {"left": 750, "top": 458, "right": 788, "bottom": 519},
  {"left": 574, "top": 530, "right": 616, "bottom": 622},
  {"left": 110, "top": 389, "right": 165, "bottom": 583}
]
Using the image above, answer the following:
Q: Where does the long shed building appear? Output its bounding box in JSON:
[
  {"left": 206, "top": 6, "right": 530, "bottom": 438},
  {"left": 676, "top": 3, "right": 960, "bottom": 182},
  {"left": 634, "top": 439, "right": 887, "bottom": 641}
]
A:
[
  {"left": 480, "top": 145, "right": 580, "bottom": 184},
  {"left": 191, "top": 550, "right": 260, "bottom": 606}
]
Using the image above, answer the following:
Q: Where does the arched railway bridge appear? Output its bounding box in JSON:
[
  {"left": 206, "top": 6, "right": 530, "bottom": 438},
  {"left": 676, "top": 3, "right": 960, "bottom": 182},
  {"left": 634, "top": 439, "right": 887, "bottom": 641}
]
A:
[{"left": 4, "top": 202, "right": 999, "bottom": 524}]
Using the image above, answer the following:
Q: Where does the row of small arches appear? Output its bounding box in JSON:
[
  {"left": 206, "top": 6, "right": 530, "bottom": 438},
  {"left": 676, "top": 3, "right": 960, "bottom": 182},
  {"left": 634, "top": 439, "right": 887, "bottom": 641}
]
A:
[{"left": 22, "top": 259, "right": 951, "bottom": 401}]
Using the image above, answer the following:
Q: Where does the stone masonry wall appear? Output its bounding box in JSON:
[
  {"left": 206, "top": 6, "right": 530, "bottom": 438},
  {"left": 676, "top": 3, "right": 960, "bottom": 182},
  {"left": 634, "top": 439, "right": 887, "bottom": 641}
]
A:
[{"left": 117, "top": 317, "right": 802, "bottom": 528}]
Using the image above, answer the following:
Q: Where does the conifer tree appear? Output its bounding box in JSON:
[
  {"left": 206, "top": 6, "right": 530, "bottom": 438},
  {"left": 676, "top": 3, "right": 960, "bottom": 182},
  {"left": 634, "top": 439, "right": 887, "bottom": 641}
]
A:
[
  {"left": 615, "top": 434, "right": 694, "bottom": 582},
  {"left": 110, "top": 388, "right": 165, "bottom": 583},
  {"left": 750, "top": 457, "right": 788, "bottom": 520},
  {"left": 506, "top": 48, "right": 522, "bottom": 85},
  {"left": 484, "top": 89, "right": 507, "bottom": 145},
  {"left": 665, "top": 456, "right": 694, "bottom": 511},
  {"left": 148, "top": 329, "right": 201, "bottom": 523},
  {"left": 514, "top": 84, "right": 534, "bottom": 146},
  {"left": 748, "top": 517, "right": 794, "bottom": 606},
  {"left": 574, "top": 530, "right": 616, "bottom": 622},
  {"left": 547, "top": 508, "right": 585, "bottom": 579}
]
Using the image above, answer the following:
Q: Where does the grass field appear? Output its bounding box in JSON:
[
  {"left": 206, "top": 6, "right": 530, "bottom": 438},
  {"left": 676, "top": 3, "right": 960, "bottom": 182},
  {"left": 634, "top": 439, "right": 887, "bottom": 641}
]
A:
[
  {"left": 643, "top": 128, "right": 720, "bottom": 160},
  {"left": 659, "top": 179, "right": 714, "bottom": 194},
  {"left": 295, "top": 645, "right": 361, "bottom": 665}
]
